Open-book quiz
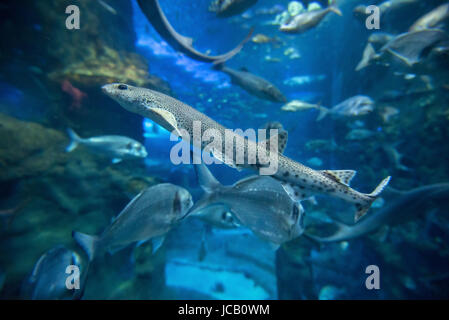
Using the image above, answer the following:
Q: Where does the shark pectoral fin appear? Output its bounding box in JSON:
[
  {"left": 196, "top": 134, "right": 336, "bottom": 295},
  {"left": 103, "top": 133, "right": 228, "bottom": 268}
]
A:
[
  {"left": 149, "top": 107, "right": 182, "bottom": 137},
  {"left": 320, "top": 170, "right": 356, "bottom": 186},
  {"left": 281, "top": 183, "right": 311, "bottom": 202}
]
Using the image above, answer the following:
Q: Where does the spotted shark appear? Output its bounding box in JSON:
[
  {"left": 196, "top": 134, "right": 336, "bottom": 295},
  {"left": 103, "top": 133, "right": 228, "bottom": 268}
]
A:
[
  {"left": 102, "top": 84, "right": 391, "bottom": 222},
  {"left": 137, "top": 0, "right": 253, "bottom": 64}
]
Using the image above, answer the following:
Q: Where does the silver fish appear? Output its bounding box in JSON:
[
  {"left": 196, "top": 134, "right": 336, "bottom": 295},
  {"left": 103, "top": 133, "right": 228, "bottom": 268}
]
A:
[
  {"left": 66, "top": 128, "right": 148, "bottom": 163},
  {"left": 102, "top": 84, "right": 390, "bottom": 222},
  {"left": 72, "top": 183, "right": 193, "bottom": 261},
  {"left": 409, "top": 3, "right": 449, "bottom": 31},
  {"left": 189, "top": 163, "right": 304, "bottom": 246},
  {"left": 345, "top": 129, "right": 375, "bottom": 141},
  {"left": 209, "top": 0, "right": 258, "bottom": 17},
  {"left": 306, "top": 183, "right": 449, "bottom": 242},
  {"left": 21, "top": 246, "right": 83, "bottom": 300},
  {"left": 214, "top": 64, "right": 287, "bottom": 103},
  {"left": 279, "top": 5, "right": 342, "bottom": 34},
  {"left": 317, "top": 95, "right": 375, "bottom": 121}
]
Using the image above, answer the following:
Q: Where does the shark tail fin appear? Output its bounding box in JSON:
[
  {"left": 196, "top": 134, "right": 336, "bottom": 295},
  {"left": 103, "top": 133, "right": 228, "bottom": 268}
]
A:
[
  {"left": 72, "top": 231, "right": 99, "bottom": 262},
  {"left": 355, "top": 176, "right": 391, "bottom": 222},
  {"left": 316, "top": 107, "right": 330, "bottom": 121},
  {"left": 66, "top": 128, "right": 81, "bottom": 152}
]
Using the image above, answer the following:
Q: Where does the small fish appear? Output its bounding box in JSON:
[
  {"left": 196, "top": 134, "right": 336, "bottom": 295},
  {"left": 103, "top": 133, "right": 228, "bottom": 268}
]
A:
[
  {"left": 97, "top": 0, "right": 117, "bottom": 15},
  {"left": 214, "top": 64, "right": 287, "bottom": 103},
  {"left": 380, "top": 106, "right": 400, "bottom": 123},
  {"left": 317, "top": 95, "right": 375, "bottom": 121},
  {"left": 380, "top": 29, "right": 447, "bottom": 66},
  {"left": 209, "top": 0, "right": 258, "bottom": 17},
  {"left": 66, "top": 128, "right": 148, "bottom": 163},
  {"left": 306, "top": 157, "right": 323, "bottom": 167},
  {"left": 73, "top": 183, "right": 193, "bottom": 261},
  {"left": 251, "top": 33, "right": 276, "bottom": 44},
  {"left": 283, "top": 75, "right": 326, "bottom": 86},
  {"left": 189, "top": 163, "right": 305, "bottom": 247},
  {"left": 345, "top": 129, "right": 375, "bottom": 141},
  {"left": 279, "top": 5, "right": 342, "bottom": 34},
  {"left": 21, "top": 246, "right": 83, "bottom": 300},
  {"left": 409, "top": 3, "right": 449, "bottom": 31},
  {"left": 281, "top": 100, "right": 323, "bottom": 114}
]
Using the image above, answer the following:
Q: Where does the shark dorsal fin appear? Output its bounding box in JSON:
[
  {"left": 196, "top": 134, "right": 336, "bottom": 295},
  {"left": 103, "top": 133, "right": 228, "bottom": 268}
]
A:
[
  {"left": 148, "top": 107, "right": 182, "bottom": 137},
  {"left": 320, "top": 170, "right": 356, "bottom": 186}
]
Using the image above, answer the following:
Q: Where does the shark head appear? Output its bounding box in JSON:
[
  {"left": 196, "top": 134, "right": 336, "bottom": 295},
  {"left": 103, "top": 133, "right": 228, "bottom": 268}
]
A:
[{"left": 102, "top": 83, "right": 154, "bottom": 114}]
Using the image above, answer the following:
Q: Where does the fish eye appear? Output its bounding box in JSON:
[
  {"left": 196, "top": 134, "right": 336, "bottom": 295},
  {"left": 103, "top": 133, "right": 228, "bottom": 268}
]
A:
[{"left": 117, "top": 84, "right": 128, "bottom": 90}]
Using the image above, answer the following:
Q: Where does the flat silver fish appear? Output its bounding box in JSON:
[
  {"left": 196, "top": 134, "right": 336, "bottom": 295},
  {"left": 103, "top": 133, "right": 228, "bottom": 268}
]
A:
[
  {"left": 66, "top": 128, "right": 147, "bottom": 163},
  {"left": 280, "top": 5, "right": 342, "bottom": 34},
  {"left": 317, "top": 95, "right": 375, "bottom": 121},
  {"left": 102, "top": 84, "right": 390, "bottom": 222},
  {"left": 189, "top": 162, "right": 304, "bottom": 246},
  {"left": 21, "top": 246, "right": 83, "bottom": 300},
  {"left": 214, "top": 64, "right": 287, "bottom": 103},
  {"left": 72, "top": 183, "right": 193, "bottom": 261}
]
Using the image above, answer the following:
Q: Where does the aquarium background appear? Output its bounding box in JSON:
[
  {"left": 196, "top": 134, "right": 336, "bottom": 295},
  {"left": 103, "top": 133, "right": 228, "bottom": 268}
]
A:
[{"left": 0, "top": 0, "right": 449, "bottom": 299}]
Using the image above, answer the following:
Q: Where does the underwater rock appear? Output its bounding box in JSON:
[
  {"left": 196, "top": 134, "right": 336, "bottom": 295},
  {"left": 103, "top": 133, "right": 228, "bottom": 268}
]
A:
[{"left": 0, "top": 113, "right": 68, "bottom": 182}]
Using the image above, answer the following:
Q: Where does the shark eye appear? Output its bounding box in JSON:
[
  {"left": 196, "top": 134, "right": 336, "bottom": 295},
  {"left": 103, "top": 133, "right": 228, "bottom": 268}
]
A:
[{"left": 118, "top": 84, "right": 128, "bottom": 90}]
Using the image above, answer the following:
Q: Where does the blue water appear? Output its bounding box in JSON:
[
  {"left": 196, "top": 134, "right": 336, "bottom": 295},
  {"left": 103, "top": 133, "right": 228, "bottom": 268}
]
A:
[{"left": 0, "top": 0, "right": 448, "bottom": 300}]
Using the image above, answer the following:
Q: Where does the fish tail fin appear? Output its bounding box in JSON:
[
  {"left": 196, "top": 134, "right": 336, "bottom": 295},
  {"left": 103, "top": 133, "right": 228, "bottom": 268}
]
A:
[
  {"left": 194, "top": 162, "right": 223, "bottom": 194},
  {"left": 316, "top": 107, "right": 329, "bottom": 121},
  {"left": 66, "top": 128, "right": 81, "bottom": 152},
  {"left": 72, "top": 231, "right": 99, "bottom": 261},
  {"left": 330, "top": 5, "right": 343, "bottom": 16},
  {"left": 355, "top": 176, "right": 391, "bottom": 222}
]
